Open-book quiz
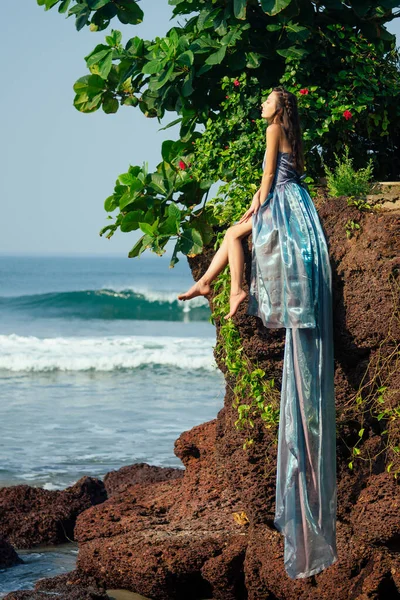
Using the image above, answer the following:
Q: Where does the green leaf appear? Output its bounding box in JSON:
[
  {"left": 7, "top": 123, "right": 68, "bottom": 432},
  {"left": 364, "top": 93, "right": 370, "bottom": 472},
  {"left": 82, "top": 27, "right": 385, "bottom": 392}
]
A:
[
  {"left": 169, "top": 240, "right": 180, "bottom": 268},
  {"left": 246, "top": 52, "right": 261, "bottom": 69},
  {"left": 158, "top": 215, "right": 180, "bottom": 235},
  {"left": 84, "top": 45, "right": 114, "bottom": 78},
  {"left": 142, "top": 59, "right": 164, "bottom": 75},
  {"left": 58, "top": 0, "right": 71, "bottom": 13},
  {"left": 119, "top": 190, "right": 134, "bottom": 211},
  {"left": 118, "top": 173, "right": 144, "bottom": 191},
  {"left": 179, "top": 227, "right": 203, "bottom": 256},
  {"left": 139, "top": 222, "right": 155, "bottom": 236},
  {"left": 105, "top": 28, "right": 122, "bottom": 46},
  {"left": 197, "top": 7, "right": 221, "bottom": 31},
  {"left": 276, "top": 46, "right": 309, "bottom": 59},
  {"left": 102, "top": 94, "right": 119, "bottom": 113},
  {"left": 116, "top": 2, "right": 143, "bottom": 25},
  {"left": 168, "top": 203, "right": 181, "bottom": 219},
  {"left": 182, "top": 75, "right": 194, "bottom": 97},
  {"left": 176, "top": 50, "right": 194, "bottom": 67},
  {"left": 120, "top": 210, "right": 144, "bottom": 232},
  {"left": 150, "top": 63, "right": 175, "bottom": 91},
  {"left": 158, "top": 117, "right": 183, "bottom": 131},
  {"left": 286, "top": 23, "right": 311, "bottom": 43},
  {"left": 205, "top": 45, "right": 227, "bottom": 65},
  {"left": 233, "top": 0, "right": 247, "bottom": 20},
  {"left": 73, "top": 74, "right": 105, "bottom": 95},
  {"left": 104, "top": 195, "right": 117, "bottom": 212},
  {"left": 260, "top": 0, "right": 293, "bottom": 16},
  {"left": 150, "top": 173, "right": 168, "bottom": 195},
  {"left": 42, "top": 0, "right": 59, "bottom": 8},
  {"left": 169, "top": 28, "right": 180, "bottom": 49},
  {"left": 75, "top": 7, "right": 91, "bottom": 31},
  {"left": 128, "top": 235, "right": 145, "bottom": 258},
  {"left": 87, "top": 0, "right": 111, "bottom": 9},
  {"left": 161, "top": 140, "right": 185, "bottom": 164}
]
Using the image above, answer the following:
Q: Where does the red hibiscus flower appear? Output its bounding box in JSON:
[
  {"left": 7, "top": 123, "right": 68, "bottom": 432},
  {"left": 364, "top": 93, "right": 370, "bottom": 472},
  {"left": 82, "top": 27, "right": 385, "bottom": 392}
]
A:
[
  {"left": 343, "top": 110, "right": 352, "bottom": 120},
  {"left": 233, "top": 79, "right": 240, "bottom": 87},
  {"left": 178, "top": 160, "right": 186, "bottom": 170},
  {"left": 300, "top": 88, "right": 309, "bottom": 95}
]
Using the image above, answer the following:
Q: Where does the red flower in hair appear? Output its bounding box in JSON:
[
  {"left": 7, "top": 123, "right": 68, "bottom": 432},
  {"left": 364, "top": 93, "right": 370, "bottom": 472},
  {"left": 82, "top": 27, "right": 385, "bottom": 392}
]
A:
[
  {"left": 343, "top": 109, "right": 352, "bottom": 120},
  {"left": 299, "top": 88, "right": 309, "bottom": 95},
  {"left": 178, "top": 160, "right": 186, "bottom": 170},
  {"left": 233, "top": 79, "right": 240, "bottom": 87}
]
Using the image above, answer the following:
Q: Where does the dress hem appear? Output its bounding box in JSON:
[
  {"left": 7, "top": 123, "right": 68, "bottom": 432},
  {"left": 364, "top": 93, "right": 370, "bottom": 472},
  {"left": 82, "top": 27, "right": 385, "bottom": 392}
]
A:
[{"left": 286, "top": 554, "right": 338, "bottom": 579}]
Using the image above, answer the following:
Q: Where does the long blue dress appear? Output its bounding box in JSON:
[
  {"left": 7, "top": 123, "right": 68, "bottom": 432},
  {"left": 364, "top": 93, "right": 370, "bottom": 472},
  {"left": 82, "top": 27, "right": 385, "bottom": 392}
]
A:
[{"left": 247, "top": 150, "right": 338, "bottom": 579}]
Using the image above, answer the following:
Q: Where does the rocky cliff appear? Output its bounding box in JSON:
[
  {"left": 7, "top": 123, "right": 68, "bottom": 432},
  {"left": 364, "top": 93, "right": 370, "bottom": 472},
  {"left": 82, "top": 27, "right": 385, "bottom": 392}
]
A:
[
  {"left": 3, "top": 190, "right": 400, "bottom": 600},
  {"left": 72, "top": 192, "right": 400, "bottom": 599}
]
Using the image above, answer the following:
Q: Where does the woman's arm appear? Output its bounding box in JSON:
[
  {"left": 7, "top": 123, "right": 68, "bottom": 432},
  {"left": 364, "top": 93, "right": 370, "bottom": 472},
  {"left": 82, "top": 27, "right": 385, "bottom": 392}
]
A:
[
  {"left": 237, "top": 124, "right": 280, "bottom": 224},
  {"left": 259, "top": 123, "right": 280, "bottom": 203}
]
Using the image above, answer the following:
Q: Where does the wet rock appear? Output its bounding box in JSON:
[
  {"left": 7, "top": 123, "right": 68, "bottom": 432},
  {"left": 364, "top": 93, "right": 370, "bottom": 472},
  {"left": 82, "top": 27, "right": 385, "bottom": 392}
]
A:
[
  {"left": 0, "top": 476, "right": 107, "bottom": 549},
  {"left": 0, "top": 537, "right": 23, "bottom": 568},
  {"left": 3, "top": 570, "right": 112, "bottom": 599}
]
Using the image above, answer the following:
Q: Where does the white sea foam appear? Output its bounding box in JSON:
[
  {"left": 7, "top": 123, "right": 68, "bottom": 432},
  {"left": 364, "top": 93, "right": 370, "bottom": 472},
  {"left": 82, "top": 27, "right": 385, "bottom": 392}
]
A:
[
  {"left": 0, "top": 333, "right": 217, "bottom": 372},
  {"left": 99, "top": 285, "right": 209, "bottom": 308}
]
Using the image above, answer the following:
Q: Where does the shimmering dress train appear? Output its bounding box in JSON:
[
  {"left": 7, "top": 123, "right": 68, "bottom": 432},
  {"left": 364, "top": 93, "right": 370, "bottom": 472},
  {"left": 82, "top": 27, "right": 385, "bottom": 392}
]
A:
[{"left": 247, "top": 150, "right": 338, "bottom": 579}]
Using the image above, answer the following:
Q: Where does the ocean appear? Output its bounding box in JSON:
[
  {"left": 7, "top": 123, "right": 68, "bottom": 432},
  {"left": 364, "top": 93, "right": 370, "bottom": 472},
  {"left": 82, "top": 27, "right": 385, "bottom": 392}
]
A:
[{"left": 0, "top": 254, "right": 225, "bottom": 596}]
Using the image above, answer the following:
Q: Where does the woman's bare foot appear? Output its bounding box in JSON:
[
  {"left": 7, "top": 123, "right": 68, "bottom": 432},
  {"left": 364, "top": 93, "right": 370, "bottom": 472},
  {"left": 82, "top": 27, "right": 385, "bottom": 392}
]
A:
[
  {"left": 224, "top": 289, "right": 247, "bottom": 319},
  {"left": 177, "top": 278, "right": 211, "bottom": 301}
]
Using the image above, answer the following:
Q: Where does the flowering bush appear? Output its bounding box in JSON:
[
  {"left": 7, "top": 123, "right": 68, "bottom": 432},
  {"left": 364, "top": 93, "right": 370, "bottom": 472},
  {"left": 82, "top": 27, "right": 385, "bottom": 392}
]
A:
[{"left": 43, "top": 0, "right": 400, "bottom": 263}]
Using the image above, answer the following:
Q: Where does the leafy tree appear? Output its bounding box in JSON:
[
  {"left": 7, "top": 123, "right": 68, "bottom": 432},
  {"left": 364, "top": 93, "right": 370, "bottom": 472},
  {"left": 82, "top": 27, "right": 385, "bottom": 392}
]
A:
[{"left": 38, "top": 0, "right": 400, "bottom": 265}]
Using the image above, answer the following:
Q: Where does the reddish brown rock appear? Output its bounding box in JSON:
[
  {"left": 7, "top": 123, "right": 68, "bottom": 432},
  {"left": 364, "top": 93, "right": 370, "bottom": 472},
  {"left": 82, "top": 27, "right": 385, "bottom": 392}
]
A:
[
  {"left": 75, "top": 420, "right": 244, "bottom": 600},
  {"left": 12, "top": 196, "right": 398, "bottom": 599},
  {"left": 104, "top": 463, "right": 184, "bottom": 497},
  {"left": 0, "top": 537, "right": 23, "bottom": 568},
  {"left": 3, "top": 571, "right": 111, "bottom": 599},
  {"left": 0, "top": 476, "right": 107, "bottom": 549}
]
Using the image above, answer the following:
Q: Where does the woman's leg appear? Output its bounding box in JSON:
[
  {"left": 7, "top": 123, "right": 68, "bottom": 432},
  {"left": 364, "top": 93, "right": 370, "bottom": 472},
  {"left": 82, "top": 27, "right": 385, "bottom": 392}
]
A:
[
  {"left": 178, "top": 219, "right": 253, "bottom": 306},
  {"left": 177, "top": 235, "right": 229, "bottom": 300},
  {"left": 224, "top": 219, "right": 253, "bottom": 319}
]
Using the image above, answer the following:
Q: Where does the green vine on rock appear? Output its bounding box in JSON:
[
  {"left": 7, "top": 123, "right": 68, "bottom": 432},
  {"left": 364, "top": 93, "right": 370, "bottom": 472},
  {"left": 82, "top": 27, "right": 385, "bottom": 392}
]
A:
[
  {"left": 338, "top": 271, "right": 400, "bottom": 479},
  {"left": 210, "top": 234, "right": 280, "bottom": 451}
]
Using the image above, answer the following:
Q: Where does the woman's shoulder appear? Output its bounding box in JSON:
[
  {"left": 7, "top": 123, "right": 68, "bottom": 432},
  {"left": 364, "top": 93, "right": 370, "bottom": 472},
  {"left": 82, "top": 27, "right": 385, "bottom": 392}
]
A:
[{"left": 266, "top": 123, "right": 281, "bottom": 135}]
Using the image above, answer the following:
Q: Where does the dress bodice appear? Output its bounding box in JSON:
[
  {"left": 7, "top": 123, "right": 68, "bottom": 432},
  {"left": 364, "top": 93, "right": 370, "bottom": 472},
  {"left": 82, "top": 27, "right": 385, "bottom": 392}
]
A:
[{"left": 262, "top": 150, "right": 306, "bottom": 189}]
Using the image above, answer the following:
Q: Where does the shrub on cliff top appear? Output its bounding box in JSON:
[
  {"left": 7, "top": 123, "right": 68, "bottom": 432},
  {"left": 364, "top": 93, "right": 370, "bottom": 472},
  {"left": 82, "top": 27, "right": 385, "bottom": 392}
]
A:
[{"left": 324, "top": 145, "right": 375, "bottom": 199}]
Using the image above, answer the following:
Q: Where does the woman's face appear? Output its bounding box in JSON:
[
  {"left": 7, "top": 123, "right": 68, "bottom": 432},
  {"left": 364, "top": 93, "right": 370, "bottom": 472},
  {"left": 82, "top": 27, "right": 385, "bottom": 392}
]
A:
[{"left": 261, "top": 92, "right": 280, "bottom": 120}]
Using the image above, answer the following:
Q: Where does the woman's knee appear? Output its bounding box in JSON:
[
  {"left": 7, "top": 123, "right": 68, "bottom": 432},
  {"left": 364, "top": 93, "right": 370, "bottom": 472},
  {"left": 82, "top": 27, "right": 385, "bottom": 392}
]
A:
[
  {"left": 225, "top": 222, "right": 251, "bottom": 241},
  {"left": 225, "top": 225, "right": 236, "bottom": 240}
]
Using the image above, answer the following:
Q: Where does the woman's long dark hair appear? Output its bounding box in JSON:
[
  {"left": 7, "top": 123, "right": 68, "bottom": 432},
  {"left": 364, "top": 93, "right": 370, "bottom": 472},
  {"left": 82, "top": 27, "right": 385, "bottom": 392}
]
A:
[{"left": 269, "top": 86, "right": 305, "bottom": 175}]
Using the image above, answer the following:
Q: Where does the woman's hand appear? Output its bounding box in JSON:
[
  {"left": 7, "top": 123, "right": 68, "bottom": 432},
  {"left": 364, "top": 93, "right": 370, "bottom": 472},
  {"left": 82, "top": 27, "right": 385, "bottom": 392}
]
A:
[{"left": 238, "top": 190, "right": 261, "bottom": 223}]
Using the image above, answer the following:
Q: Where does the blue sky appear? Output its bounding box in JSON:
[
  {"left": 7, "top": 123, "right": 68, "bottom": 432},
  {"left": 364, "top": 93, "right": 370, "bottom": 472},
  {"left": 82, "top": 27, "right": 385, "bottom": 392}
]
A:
[{"left": 1, "top": 3, "right": 399, "bottom": 257}]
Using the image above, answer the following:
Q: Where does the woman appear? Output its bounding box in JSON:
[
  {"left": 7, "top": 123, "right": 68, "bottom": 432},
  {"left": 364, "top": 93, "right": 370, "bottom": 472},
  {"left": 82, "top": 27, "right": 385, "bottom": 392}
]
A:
[{"left": 178, "top": 86, "right": 338, "bottom": 579}]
